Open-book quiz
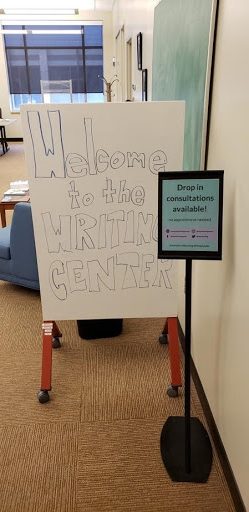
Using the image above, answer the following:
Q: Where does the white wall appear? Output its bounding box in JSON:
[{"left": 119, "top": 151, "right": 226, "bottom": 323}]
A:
[
  {"left": 191, "top": 0, "right": 249, "bottom": 508},
  {"left": 113, "top": 0, "right": 249, "bottom": 508},
  {"left": 0, "top": 10, "right": 113, "bottom": 137}
]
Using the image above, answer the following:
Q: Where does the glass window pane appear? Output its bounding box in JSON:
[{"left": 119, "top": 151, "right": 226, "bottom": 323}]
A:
[
  {"left": 27, "top": 49, "right": 85, "bottom": 94},
  {"left": 11, "top": 94, "right": 30, "bottom": 111},
  {"left": 4, "top": 24, "right": 104, "bottom": 108},
  {"left": 4, "top": 34, "right": 24, "bottom": 47},
  {"left": 3, "top": 25, "right": 24, "bottom": 47},
  {"left": 31, "top": 94, "right": 42, "bottom": 103},
  {"left": 72, "top": 93, "right": 87, "bottom": 103},
  {"left": 84, "top": 25, "right": 103, "bottom": 47},
  {"left": 6, "top": 49, "right": 29, "bottom": 94},
  {"left": 85, "top": 48, "right": 103, "bottom": 93},
  {"left": 87, "top": 93, "right": 104, "bottom": 103},
  {"left": 25, "top": 25, "right": 83, "bottom": 47}
]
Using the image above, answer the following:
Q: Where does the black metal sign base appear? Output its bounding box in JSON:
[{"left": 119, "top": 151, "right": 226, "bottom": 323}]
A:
[{"left": 160, "top": 416, "right": 213, "bottom": 483}]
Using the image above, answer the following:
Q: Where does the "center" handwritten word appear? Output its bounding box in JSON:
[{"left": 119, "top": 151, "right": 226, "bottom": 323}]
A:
[{"left": 49, "top": 254, "right": 173, "bottom": 300}]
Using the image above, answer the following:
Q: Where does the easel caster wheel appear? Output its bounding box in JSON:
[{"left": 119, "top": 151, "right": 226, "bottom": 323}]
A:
[
  {"left": 38, "top": 390, "right": 50, "bottom": 404},
  {"left": 52, "top": 337, "right": 61, "bottom": 349},
  {"left": 159, "top": 333, "right": 168, "bottom": 345},
  {"left": 167, "top": 385, "right": 179, "bottom": 398}
]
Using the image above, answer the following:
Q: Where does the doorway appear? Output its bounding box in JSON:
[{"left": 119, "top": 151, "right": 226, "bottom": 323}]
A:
[
  {"left": 126, "top": 38, "right": 132, "bottom": 101},
  {"left": 115, "top": 26, "right": 125, "bottom": 101}
]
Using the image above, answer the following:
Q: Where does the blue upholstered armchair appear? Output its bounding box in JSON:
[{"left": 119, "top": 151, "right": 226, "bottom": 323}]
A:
[{"left": 0, "top": 202, "right": 39, "bottom": 290}]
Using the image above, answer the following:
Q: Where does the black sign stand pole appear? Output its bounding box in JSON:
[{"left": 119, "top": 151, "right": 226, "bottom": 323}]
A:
[
  {"left": 185, "top": 257, "right": 192, "bottom": 473},
  {"left": 160, "top": 258, "right": 213, "bottom": 482}
]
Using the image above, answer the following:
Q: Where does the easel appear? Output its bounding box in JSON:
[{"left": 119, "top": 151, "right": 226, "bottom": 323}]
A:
[{"left": 37, "top": 317, "right": 182, "bottom": 403}]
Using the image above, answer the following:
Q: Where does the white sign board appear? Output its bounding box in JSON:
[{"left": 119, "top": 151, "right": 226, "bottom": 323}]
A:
[{"left": 21, "top": 102, "right": 185, "bottom": 320}]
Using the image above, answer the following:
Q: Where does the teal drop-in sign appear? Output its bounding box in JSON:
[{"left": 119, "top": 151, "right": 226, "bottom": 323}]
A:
[{"left": 158, "top": 171, "right": 224, "bottom": 260}]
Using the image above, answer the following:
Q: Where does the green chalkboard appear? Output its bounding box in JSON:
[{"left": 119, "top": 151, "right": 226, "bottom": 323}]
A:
[{"left": 152, "top": 0, "right": 217, "bottom": 171}]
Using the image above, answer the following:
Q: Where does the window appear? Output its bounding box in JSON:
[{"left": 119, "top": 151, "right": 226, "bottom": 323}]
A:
[{"left": 3, "top": 24, "right": 104, "bottom": 111}]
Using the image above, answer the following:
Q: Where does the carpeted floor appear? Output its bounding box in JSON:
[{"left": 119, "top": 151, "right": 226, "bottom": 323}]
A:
[{"left": 0, "top": 145, "right": 235, "bottom": 511}]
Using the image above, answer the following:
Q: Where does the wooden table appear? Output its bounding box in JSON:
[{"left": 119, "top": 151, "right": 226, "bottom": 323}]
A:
[
  {"left": 0, "top": 118, "right": 17, "bottom": 155},
  {"left": 0, "top": 195, "right": 30, "bottom": 227}
]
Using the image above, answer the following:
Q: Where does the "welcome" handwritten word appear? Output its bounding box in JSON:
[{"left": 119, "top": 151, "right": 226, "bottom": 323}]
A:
[{"left": 27, "top": 111, "right": 168, "bottom": 179}]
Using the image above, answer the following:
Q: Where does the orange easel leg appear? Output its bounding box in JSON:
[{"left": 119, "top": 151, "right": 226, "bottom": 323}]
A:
[
  {"left": 40, "top": 321, "right": 53, "bottom": 391},
  {"left": 167, "top": 317, "right": 182, "bottom": 388}
]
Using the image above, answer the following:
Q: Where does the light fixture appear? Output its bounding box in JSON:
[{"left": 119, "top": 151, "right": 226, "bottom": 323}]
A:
[
  {"left": 0, "top": 29, "right": 83, "bottom": 34},
  {"left": 0, "top": 29, "right": 29, "bottom": 34},
  {"left": 0, "top": 8, "right": 79, "bottom": 15}
]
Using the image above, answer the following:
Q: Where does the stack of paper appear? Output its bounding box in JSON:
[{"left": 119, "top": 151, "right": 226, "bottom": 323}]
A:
[
  {"left": 4, "top": 189, "right": 27, "bottom": 196},
  {"left": 1, "top": 195, "right": 30, "bottom": 202},
  {"left": 4, "top": 180, "right": 29, "bottom": 196}
]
